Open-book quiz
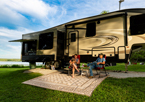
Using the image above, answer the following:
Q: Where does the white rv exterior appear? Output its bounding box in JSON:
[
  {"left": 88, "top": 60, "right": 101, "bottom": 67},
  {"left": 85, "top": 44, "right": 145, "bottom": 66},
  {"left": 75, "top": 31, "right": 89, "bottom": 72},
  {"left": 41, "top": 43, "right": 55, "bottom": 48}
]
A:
[{"left": 10, "top": 8, "right": 145, "bottom": 69}]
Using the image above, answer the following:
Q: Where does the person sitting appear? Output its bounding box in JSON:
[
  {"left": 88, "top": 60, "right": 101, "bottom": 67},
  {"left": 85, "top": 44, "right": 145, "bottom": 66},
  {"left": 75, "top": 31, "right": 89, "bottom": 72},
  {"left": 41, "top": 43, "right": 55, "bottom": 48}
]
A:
[
  {"left": 69, "top": 54, "right": 80, "bottom": 78},
  {"left": 74, "top": 54, "right": 80, "bottom": 67},
  {"left": 87, "top": 53, "right": 105, "bottom": 78}
]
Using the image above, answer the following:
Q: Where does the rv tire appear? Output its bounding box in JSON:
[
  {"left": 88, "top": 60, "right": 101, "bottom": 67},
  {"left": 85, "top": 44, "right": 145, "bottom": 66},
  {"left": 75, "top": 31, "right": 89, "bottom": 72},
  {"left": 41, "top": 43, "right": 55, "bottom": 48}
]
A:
[
  {"left": 45, "top": 61, "right": 51, "bottom": 69},
  {"left": 54, "top": 61, "right": 60, "bottom": 69}
]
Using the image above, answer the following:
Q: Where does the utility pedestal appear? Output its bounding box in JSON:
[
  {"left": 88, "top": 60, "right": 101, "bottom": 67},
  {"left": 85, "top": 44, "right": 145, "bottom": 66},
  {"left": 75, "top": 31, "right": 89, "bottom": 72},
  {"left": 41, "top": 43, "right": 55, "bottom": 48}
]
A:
[
  {"left": 125, "top": 63, "right": 128, "bottom": 73},
  {"left": 29, "top": 62, "right": 36, "bottom": 69}
]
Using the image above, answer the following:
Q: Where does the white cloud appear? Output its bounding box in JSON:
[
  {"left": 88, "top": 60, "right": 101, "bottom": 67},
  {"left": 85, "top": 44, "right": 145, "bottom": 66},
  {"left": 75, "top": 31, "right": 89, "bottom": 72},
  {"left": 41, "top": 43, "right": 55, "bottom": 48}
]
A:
[
  {"left": 0, "top": 27, "right": 33, "bottom": 39},
  {"left": 7, "top": 45, "right": 21, "bottom": 51},
  {"left": 0, "top": 2, "right": 28, "bottom": 27},
  {"left": 0, "top": 0, "right": 58, "bottom": 29},
  {"left": 0, "top": 41, "right": 21, "bottom": 58},
  {"left": 1, "top": 0, "right": 145, "bottom": 59},
  {"left": 0, "top": 0, "right": 57, "bottom": 19},
  {"left": 0, "top": 49, "right": 21, "bottom": 58},
  {"left": 0, "top": 35, "right": 22, "bottom": 58}
]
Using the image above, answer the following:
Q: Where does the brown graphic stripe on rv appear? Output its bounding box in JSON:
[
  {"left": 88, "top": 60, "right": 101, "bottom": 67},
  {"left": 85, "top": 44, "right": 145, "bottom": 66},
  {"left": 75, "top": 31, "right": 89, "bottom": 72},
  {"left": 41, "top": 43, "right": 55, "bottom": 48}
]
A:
[{"left": 137, "top": 35, "right": 145, "bottom": 40}]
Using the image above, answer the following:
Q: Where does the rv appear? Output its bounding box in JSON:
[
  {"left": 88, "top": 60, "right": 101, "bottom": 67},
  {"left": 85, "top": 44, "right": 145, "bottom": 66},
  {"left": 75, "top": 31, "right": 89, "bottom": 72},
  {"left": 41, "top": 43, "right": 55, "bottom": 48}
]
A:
[{"left": 10, "top": 8, "right": 145, "bottom": 70}]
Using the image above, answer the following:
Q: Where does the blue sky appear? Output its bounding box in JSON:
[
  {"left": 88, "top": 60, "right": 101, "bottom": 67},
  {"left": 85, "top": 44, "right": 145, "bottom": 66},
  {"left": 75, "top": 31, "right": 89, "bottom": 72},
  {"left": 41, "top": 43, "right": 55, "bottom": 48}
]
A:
[{"left": 0, "top": 0, "right": 145, "bottom": 58}]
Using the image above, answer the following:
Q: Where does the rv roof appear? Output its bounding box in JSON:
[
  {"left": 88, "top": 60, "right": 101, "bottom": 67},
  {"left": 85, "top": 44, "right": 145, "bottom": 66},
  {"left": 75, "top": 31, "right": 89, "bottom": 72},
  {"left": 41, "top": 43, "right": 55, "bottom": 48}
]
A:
[{"left": 23, "top": 8, "right": 145, "bottom": 35}]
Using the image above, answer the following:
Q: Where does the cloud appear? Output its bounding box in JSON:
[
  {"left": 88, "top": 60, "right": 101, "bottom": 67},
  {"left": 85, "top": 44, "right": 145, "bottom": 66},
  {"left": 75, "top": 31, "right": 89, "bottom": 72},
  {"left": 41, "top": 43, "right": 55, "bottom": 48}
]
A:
[
  {"left": 0, "top": 37, "right": 21, "bottom": 58},
  {"left": 0, "top": 2, "right": 28, "bottom": 28},
  {"left": 0, "top": 27, "right": 33, "bottom": 39},
  {"left": 7, "top": 45, "right": 21, "bottom": 51},
  {"left": 0, "top": 48, "right": 21, "bottom": 58},
  {"left": 1, "top": 0, "right": 57, "bottom": 19},
  {"left": 1, "top": 0, "right": 145, "bottom": 59},
  {"left": 0, "top": 0, "right": 58, "bottom": 29}
]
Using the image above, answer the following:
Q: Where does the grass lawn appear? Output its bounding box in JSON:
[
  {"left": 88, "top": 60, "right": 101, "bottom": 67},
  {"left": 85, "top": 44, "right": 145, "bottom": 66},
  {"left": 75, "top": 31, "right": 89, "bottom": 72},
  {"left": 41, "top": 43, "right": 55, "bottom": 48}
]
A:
[
  {"left": 0, "top": 68, "right": 145, "bottom": 102},
  {"left": 105, "top": 63, "right": 145, "bottom": 72}
]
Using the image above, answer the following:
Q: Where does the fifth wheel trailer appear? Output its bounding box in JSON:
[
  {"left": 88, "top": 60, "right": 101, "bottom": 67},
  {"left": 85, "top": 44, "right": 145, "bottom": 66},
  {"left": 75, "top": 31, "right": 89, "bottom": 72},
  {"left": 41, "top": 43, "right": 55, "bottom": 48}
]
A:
[{"left": 10, "top": 8, "right": 145, "bottom": 69}]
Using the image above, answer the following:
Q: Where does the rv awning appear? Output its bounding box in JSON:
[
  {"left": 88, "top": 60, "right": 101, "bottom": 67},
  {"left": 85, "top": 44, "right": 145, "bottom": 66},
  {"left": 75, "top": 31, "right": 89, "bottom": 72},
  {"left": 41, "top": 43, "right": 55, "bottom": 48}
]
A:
[{"left": 9, "top": 39, "right": 37, "bottom": 42}]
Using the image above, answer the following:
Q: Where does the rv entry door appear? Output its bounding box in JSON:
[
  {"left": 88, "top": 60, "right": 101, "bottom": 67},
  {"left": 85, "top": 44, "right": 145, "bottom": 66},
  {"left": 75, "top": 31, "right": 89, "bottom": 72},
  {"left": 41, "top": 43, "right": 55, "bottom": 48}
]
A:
[{"left": 68, "top": 31, "right": 79, "bottom": 56}]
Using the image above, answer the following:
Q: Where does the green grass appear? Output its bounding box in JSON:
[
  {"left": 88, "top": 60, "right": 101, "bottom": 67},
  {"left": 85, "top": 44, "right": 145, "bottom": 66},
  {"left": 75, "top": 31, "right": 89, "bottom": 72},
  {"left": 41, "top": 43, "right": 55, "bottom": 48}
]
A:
[
  {"left": 105, "top": 63, "right": 145, "bottom": 72},
  {"left": 0, "top": 68, "right": 145, "bottom": 102}
]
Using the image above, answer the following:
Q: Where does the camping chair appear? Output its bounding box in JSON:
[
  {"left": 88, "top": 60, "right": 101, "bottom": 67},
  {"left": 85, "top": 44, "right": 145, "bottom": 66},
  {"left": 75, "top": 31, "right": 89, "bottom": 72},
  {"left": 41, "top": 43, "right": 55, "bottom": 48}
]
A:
[
  {"left": 95, "top": 54, "right": 109, "bottom": 78},
  {"left": 67, "top": 55, "right": 80, "bottom": 75}
]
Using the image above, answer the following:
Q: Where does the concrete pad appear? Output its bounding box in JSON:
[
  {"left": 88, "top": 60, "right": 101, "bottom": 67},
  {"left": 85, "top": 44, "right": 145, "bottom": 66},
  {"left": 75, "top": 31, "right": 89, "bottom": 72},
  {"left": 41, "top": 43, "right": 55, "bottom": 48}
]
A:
[
  {"left": 22, "top": 72, "right": 107, "bottom": 96},
  {"left": 23, "top": 68, "right": 58, "bottom": 75},
  {"left": 108, "top": 71, "right": 145, "bottom": 78}
]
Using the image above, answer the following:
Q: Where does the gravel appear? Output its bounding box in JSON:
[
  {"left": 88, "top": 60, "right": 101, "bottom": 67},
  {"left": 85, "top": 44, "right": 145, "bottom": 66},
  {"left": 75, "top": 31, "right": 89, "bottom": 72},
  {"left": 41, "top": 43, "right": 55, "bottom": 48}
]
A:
[{"left": 107, "top": 71, "right": 145, "bottom": 78}]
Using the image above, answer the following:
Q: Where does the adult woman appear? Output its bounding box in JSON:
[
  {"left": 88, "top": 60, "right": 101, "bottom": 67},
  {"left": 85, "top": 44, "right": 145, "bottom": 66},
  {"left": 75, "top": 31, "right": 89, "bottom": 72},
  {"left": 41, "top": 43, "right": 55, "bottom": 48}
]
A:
[{"left": 69, "top": 54, "right": 80, "bottom": 78}]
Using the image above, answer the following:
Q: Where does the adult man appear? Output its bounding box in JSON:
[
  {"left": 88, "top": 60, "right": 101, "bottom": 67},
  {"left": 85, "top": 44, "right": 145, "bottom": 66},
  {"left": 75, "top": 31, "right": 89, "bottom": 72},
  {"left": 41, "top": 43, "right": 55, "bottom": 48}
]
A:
[{"left": 88, "top": 53, "right": 105, "bottom": 78}]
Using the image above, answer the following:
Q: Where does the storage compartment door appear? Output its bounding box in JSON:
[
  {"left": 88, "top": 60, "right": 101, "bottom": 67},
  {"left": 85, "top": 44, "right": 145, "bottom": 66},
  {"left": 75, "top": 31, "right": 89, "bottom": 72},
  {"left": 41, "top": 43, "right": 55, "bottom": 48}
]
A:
[{"left": 118, "top": 46, "right": 126, "bottom": 59}]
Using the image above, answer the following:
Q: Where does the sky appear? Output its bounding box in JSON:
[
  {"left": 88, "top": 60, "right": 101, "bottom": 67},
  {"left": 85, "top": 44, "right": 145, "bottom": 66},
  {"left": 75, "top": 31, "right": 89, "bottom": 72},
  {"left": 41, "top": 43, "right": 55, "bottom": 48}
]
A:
[{"left": 0, "top": 0, "right": 145, "bottom": 58}]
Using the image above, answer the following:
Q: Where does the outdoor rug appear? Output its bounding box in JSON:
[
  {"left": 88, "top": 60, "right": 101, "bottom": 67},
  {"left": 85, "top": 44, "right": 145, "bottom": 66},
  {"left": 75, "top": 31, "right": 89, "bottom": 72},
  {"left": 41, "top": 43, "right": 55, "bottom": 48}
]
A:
[{"left": 22, "top": 72, "right": 107, "bottom": 96}]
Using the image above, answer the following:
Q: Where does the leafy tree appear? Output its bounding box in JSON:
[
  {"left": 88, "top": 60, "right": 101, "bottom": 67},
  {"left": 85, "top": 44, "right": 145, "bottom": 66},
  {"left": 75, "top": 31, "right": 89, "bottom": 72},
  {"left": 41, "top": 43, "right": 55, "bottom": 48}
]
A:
[
  {"left": 100, "top": 10, "right": 109, "bottom": 14},
  {"left": 130, "top": 50, "right": 145, "bottom": 62}
]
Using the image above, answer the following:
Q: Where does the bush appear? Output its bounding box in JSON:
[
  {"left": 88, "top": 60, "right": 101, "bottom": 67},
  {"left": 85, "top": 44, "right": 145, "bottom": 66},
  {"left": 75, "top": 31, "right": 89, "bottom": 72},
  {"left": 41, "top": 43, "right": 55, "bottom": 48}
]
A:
[
  {"left": 11, "top": 64, "right": 24, "bottom": 68},
  {"left": 130, "top": 50, "right": 145, "bottom": 62},
  {"left": 0, "top": 64, "right": 42, "bottom": 68},
  {"left": 0, "top": 64, "right": 25, "bottom": 68},
  {"left": 0, "top": 65, "right": 10, "bottom": 68}
]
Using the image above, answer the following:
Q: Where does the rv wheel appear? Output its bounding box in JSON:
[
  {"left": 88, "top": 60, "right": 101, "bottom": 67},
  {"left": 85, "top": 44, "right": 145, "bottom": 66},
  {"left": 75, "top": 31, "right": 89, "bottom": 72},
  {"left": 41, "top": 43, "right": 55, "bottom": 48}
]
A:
[
  {"left": 45, "top": 61, "right": 51, "bottom": 69},
  {"left": 54, "top": 61, "right": 60, "bottom": 69}
]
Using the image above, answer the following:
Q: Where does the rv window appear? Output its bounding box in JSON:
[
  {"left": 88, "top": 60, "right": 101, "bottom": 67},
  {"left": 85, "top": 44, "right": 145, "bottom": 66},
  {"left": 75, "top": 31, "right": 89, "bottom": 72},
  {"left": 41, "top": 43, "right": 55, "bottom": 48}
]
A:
[
  {"left": 86, "top": 22, "right": 96, "bottom": 37},
  {"left": 22, "top": 41, "right": 37, "bottom": 55},
  {"left": 130, "top": 14, "right": 145, "bottom": 35},
  {"left": 39, "top": 32, "right": 53, "bottom": 50},
  {"left": 71, "top": 33, "right": 76, "bottom": 42}
]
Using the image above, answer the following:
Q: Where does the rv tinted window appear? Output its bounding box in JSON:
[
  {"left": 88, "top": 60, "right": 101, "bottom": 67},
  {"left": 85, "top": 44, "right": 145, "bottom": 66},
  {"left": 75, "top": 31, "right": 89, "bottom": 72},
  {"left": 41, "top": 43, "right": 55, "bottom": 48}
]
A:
[
  {"left": 130, "top": 14, "right": 145, "bottom": 35},
  {"left": 39, "top": 32, "right": 53, "bottom": 49},
  {"left": 86, "top": 22, "right": 96, "bottom": 37},
  {"left": 22, "top": 41, "right": 37, "bottom": 55},
  {"left": 71, "top": 33, "right": 76, "bottom": 42}
]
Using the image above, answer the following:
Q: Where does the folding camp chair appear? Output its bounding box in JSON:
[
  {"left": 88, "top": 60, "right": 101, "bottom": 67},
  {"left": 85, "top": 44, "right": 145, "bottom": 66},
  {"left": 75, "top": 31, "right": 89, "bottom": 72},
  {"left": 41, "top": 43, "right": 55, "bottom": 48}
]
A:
[
  {"left": 67, "top": 55, "right": 80, "bottom": 75},
  {"left": 95, "top": 54, "right": 109, "bottom": 78}
]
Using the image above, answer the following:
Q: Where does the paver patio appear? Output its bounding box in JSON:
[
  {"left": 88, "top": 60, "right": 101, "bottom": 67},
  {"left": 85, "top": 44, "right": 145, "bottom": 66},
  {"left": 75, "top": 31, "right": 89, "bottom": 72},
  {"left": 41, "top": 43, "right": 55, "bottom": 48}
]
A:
[{"left": 23, "top": 71, "right": 107, "bottom": 96}]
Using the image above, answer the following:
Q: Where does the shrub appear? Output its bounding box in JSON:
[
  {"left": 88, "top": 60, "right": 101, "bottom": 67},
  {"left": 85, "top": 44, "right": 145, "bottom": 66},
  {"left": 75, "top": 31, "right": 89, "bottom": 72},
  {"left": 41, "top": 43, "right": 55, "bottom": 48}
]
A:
[
  {"left": 11, "top": 64, "right": 24, "bottom": 68},
  {"left": 0, "top": 64, "right": 25, "bottom": 68},
  {"left": 130, "top": 50, "right": 145, "bottom": 62},
  {"left": 0, "top": 64, "right": 42, "bottom": 68},
  {"left": 0, "top": 65, "right": 10, "bottom": 68}
]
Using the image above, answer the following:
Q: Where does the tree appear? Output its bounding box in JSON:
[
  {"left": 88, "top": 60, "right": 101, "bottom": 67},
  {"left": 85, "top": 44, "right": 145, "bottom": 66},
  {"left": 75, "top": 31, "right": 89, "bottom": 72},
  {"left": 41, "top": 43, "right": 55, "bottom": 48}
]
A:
[
  {"left": 130, "top": 50, "right": 145, "bottom": 63},
  {"left": 100, "top": 10, "right": 109, "bottom": 14}
]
